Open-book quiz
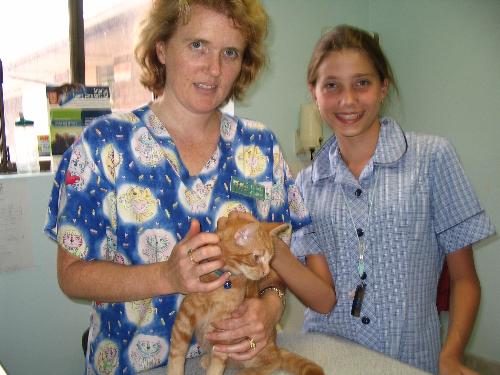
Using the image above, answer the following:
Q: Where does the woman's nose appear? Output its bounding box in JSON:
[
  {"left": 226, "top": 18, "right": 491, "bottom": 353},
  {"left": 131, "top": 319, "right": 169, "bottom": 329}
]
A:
[{"left": 206, "top": 52, "right": 222, "bottom": 77}]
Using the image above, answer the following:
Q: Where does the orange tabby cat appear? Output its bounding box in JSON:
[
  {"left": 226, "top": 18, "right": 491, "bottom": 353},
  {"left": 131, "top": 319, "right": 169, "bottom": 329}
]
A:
[{"left": 166, "top": 212, "right": 324, "bottom": 375}]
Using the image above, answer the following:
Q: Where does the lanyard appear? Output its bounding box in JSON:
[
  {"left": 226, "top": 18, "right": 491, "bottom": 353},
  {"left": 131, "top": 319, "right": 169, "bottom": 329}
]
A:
[
  {"left": 340, "top": 168, "right": 379, "bottom": 279},
  {"left": 339, "top": 165, "right": 379, "bottom": 317}
]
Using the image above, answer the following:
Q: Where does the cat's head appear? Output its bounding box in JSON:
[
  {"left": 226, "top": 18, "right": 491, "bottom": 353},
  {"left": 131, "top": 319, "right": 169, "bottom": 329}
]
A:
[{"left": 217, "top": 213, "right": 290, "bottom": 280}]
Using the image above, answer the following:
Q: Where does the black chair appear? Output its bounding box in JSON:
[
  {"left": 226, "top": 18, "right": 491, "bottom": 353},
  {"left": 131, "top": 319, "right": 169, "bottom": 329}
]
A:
[{"left": 82, "top": 328, "right": 90, "bottom": 357}]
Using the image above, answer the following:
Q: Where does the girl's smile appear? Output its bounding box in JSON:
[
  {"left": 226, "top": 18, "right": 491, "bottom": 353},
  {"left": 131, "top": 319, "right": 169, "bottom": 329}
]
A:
[{"left": 310, "top": 49, "right": 388, "bottom": 145}]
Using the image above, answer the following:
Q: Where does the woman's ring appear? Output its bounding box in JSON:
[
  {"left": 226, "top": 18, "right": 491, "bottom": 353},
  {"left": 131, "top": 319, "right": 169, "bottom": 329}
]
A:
[
  {"left": 187, "top": 248, "right": 196, "bottom": 264},
  {"left": 248, "top": 337, "right": 256, "bottom": 351}
]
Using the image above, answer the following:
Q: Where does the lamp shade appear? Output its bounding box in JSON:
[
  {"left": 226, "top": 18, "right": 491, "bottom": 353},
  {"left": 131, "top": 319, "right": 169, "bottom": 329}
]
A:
[{"left": 299, "top": 102, "right": 322, "bottom": 150}]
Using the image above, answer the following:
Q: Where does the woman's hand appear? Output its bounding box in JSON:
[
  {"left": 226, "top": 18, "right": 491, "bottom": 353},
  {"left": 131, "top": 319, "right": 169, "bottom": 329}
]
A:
[
  {"left": 160, "top": 219, "right": 230, "bottom": 295},
  {"left": 439, "top": 354, "right": 479, "bottom": 375},
  {"left": 206, "top": 295, "right": 282, "bottom": 360}
]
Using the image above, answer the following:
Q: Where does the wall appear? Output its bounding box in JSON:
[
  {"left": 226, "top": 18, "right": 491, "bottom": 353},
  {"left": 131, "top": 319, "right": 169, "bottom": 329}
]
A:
[
  {"left": 0, "top": 1, "right": 498, "bottom": 374},
  {"left": 369, "top": 0, "right": 500, "bottom": 360},
  {"left": 237, "top": 0, "right": 500, "bottom": 362},
  {"left": 237, "top": 0, "right": 371, "bottom": 174},
  {"left": 0, "top": 174, "right": 91, "bottom": 375}
]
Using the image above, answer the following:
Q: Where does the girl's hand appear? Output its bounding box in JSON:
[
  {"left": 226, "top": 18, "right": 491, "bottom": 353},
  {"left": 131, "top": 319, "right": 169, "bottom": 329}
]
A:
[{"left": 439, "top": 354, "right": 479, "bottom": 375}]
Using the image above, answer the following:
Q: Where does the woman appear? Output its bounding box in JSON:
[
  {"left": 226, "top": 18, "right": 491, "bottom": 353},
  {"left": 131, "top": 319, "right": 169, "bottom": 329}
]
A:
[
  {"left": 44, "top": 1, "right": 309, "bottom": 373},
  {"left": 272, "top": 25, "right": 495, "bottom": 375}
]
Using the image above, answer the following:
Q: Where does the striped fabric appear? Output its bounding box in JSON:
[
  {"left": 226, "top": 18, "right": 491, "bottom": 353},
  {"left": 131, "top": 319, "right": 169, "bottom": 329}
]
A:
[{"left": 291, "top": 117, "right": 495, "bottom": 374}]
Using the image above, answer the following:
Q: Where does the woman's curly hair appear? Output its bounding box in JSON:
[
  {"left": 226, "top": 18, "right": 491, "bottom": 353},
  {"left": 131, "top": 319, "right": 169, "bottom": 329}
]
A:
[{"left": 134, "top": 0, "right": 268, "bottom": 101}]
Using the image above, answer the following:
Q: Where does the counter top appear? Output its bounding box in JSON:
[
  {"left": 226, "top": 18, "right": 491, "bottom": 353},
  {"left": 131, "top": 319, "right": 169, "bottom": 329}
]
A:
[{"left": 143, "top": 332, "right": 429, "bottom": 375}]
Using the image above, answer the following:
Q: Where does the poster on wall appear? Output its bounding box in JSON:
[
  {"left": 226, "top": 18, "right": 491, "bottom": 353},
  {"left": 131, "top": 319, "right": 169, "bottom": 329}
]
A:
[{"left": 46, "top": 84, "right": 111, "bottom": 156}]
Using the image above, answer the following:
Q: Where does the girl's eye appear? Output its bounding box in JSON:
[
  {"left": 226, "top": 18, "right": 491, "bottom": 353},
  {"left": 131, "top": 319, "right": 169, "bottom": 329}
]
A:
[
  {"left": 356, "top": 79, "right": 370, "bottom": 87},
  {"left": 324, "top": 82, "right": 338, "bottom": 91},
  {"left": 224, "top": 48, "right": 239, "bottom": 58}
]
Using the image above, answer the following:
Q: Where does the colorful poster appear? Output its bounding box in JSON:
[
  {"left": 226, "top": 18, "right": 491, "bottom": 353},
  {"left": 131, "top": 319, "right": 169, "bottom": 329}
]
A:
[{"left": 46, "top": 85, "right": 111, "bottom": 156}]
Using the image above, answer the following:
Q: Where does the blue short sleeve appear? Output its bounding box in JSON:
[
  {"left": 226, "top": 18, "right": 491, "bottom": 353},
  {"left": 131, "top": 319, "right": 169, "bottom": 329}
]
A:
[
  {"left": 44, "top": 125, "right": 114, "bottom": 261},
  {"left": 290, "top": 168, "right": 322, "bottom": 257},
  {"left": 431, "top": 138, "right": 496, "bottom": 253}
]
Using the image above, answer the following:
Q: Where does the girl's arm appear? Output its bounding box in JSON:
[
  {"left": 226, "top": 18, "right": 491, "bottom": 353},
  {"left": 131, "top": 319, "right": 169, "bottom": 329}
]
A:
[
  {"left": 271, "top": 237, "right": 336, "bottom": 314},
  {"left": 439, "top": 245, "right": 481, "bottom": 375}
]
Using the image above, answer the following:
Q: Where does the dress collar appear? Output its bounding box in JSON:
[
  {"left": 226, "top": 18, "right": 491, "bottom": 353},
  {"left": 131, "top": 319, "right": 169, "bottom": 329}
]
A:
[{"left": 311, "top": 117, "right": 407, "bottom": 183}]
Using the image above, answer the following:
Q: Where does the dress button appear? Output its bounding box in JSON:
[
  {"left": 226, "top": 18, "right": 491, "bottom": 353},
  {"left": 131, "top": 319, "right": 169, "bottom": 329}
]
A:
[
  {"left": 355, "top": 188, "right": 362, "bottom": 197},
  {"left": 361, "top": 316, "right": 370, "bottom": 324},
  {"left": 356, "top": 228, "right": 364, "bottom": 237}
]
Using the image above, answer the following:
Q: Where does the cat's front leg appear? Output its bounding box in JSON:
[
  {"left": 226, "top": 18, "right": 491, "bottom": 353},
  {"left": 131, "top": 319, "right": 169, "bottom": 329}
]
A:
[
  {"left": 166, "top": 302, "right": 196, "bottom": 375},
  {"left": 205, "top": 352, "right": 227, "bottom": 375},
  {"left": 165, "top": 345, "right": 187, "bottom": 375}
]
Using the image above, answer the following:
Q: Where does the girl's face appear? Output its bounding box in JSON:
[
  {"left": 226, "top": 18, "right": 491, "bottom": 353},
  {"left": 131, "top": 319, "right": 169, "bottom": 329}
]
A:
[
  {"left": 310, "top": 49, "right": 388, "bottom": 144},
  {"left": 156, "top": 5, "right": 245, "bottom": 115}
]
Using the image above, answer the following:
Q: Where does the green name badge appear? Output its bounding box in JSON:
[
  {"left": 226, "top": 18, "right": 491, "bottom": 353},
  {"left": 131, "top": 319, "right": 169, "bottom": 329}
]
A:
[{"left": 230, "top": 176, "right": 265, "bottom": 200}]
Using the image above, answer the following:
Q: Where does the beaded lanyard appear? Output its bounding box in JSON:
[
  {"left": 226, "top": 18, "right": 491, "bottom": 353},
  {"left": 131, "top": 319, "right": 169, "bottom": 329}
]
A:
[{"left": 340, "top": 167, "right": 379, "bottom": 317}]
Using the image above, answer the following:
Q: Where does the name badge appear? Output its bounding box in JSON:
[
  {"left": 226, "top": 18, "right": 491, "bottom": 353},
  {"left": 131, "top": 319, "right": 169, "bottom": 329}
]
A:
[{"left": 230, "top": 176, "right": 265, "bottom": 201}]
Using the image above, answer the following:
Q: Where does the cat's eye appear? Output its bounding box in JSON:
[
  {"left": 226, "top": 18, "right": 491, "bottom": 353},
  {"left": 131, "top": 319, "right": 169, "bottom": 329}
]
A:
[{"left": 252, "top": 253, "right": 260, "bottom": 263}]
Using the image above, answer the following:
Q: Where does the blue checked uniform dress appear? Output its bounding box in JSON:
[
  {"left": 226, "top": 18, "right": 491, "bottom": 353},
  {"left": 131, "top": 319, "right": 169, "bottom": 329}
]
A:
[
  {"left": 44, "top": 104, "right": 310, "bottom": 375},
  {"left": 291, "top": 117, "right": 495, "bottom": 374}
]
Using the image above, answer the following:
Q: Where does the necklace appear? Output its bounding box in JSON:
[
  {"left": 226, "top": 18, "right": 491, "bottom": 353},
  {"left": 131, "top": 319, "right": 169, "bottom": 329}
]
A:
[{"left": 340, "top": 166, "right": 379, "bottom": 317}]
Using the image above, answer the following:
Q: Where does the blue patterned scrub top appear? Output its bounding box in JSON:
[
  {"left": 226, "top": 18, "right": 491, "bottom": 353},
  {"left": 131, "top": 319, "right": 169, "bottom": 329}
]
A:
[
  {"left": 44, "top": 104, "right": 310, "bottom": 375},
  {"left": 291, "top": 117, "right": 495, "bottom": 374}
]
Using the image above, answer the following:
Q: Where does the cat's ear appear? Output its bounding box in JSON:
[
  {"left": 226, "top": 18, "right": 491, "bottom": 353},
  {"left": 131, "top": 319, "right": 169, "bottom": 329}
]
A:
[
  {"left": 266, "top": 222, "right": 291, "bottom": 238},
  {"left": 234, "top": 222, "right": 260, "bottom": 246}
]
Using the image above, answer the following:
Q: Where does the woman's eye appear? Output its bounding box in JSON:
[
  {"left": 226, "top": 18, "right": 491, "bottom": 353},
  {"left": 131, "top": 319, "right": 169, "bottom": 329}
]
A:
[
  {"left": 190, "top": 40, "right": 203, "bottom": 50},
  {"left": 224, "top": 48, "right": 239, "bottom": 58}
]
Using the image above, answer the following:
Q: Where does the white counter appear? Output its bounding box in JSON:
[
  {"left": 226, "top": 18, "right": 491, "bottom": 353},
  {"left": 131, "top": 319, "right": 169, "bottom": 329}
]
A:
[{"left": 145, "top": 332, "right": 429, "bottom": 375}]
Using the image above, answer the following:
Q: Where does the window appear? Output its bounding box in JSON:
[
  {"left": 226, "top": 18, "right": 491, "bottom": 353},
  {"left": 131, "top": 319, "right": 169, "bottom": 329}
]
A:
[
  {"left": 0, "top": 0, "right": 151, "bottom": 166},
  {"left": 83, "top": 0, "right": 151, "bottom": 111},
  {"left": 0, "top": 0, "right": 70, "bottom": 162}
]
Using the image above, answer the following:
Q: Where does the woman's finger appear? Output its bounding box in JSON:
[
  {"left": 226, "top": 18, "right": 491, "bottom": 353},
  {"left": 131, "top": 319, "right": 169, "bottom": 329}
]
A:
[
  {"left": 209, "top": 315, "right": 247, "bottom": 333},
  {"left": 213, "top": 336, "right": 257, "bottom": 354},
  {"left": 190, "top": 245, "right": 223, "bottom": 263},
  {"left": 206, "top": 321, "right": 264, "bottom": 346},
  {"left": 181, "top": 233, "right": 220, "bottom": 255},
  {"left": 195, "top": 272, "right": 231, "bottom": 293},
  {"left": 227, "top": 346, "right": 261, "bottom": 361},
  {"left": 195, "top": 259, "right": 225, "bottom": 277}
]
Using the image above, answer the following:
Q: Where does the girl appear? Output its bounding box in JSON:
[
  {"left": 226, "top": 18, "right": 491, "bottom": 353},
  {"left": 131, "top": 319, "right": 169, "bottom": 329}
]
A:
[{"left": 272, "top": 25, "right": 495, "bottom": 375}]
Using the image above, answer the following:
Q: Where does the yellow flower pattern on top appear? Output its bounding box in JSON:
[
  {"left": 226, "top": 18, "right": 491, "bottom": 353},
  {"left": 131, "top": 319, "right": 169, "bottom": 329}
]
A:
[
  {"left": 44, "top": 105, "right": 311, "bottom": 375},
  {"left": 235, "top": 145, "right": 267, "bottom": 178}
]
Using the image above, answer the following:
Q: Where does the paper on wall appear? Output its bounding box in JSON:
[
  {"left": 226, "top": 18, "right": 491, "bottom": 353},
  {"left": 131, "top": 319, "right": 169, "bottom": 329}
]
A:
[{"left": 0, "top": 179, "right": 34, "bottom": 272}]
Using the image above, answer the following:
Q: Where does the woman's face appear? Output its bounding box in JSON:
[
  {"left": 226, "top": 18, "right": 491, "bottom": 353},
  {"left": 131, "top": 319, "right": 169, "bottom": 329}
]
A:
[
  {"left": 311, "top": 49, "right": 388, "bottom": 144},
  {"left": 156, "top": 5, "right": 245, "bottom": 116}
]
